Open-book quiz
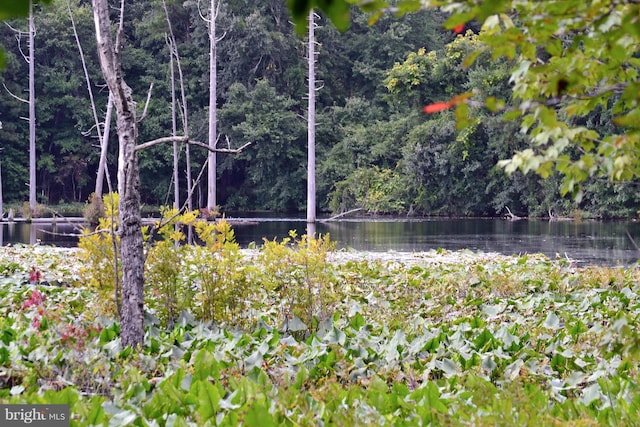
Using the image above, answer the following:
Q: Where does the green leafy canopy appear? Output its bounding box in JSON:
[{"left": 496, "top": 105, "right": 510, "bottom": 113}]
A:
[
  {"left": 296, "top": 0, "right": 640, "bottom": 196},
  {"left": 0, "top": 0, "right": 52, "bottom": 69}
]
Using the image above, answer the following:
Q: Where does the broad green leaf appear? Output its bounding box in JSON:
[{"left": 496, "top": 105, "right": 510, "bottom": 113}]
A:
[
  {"left": 481, "top": 356, "right": 497, "bottom": 372},
  {"left": 323, "top": 326, "right": 346, "bottom": 345},
  {"left": 193, "top": 349, "right": 219, "bottom": 381},
  {"left": 396, "top": 0, "right": 421, "bottom": 15},
  {"left": 443, "top": 12, "right": 476, "bottom": 29},
  {"left": 286, "top": 315, "right": 307, "bottom": 332},
  {"left": 359, "top": 0, "right": 389, "bottom": 13},
  {"left": 108, "top": 410, "right": 138, "bottom": 426},
  {"left": 196, "top": 380, "right": 221, "bottom": 423},
  {"left": 544, "top": 312, "right": 561, "bottom": 329},
  {"left": 244, "top": 402, "right": 277, "bottom": 427},
  {"left": 0, "top": 1, "right": 29, "bottom": 20},
  {"left": 245, "top": 350, "right": 264, "bottom": 371},
  {"left": 474, "top": 328, "right": 497, "bottom": 350},
  {"left": 367, "top": 10, "right": 384, "bottom": 26},
  {"left": 502, "top": 109, "right": 522, "bottom": 121},
  {"left": 165, "top": 414, "right": 190, "bottom": 427},
  {"left": 85, "top": 396, "right": 107, "bottom": 426},
  {"left": 349, "top": 313, "right": 366, "bottom": 330},
  {"left": 477, "top": 0, "right": 506, "bottom": 22},
  {"left": 504, "top": 359, "right": 524, "bottom": 380},
  {"left": 481, "top": 303, "right": 505, "bottom": 317},
  {"left": 463, "top": 49, "right": 483, "bottom": 68},
  {"left": 580, "top": 382, "right": 602, "bottom": 406},
  {"left": 423, "top": 381, "right": 448, "bottom": 413},
  {"left": 436, "top": 358, "right": 459, "bottom": 377}
]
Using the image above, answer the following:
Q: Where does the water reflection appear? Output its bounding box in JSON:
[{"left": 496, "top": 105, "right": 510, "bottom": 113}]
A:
[
  {"left": 0, "top": 221, "right": 82, "bottom": 247},
  {"left": 230, "top": 218, "right": 640, "bottom": 267},
  {"left": 1, "top": 218, "right": 638, "bottom": 267}
]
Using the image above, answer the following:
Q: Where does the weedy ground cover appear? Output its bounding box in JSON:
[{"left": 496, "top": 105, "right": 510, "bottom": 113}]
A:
[{"left": 0, "top": 228, "right": 639, "bottom": 426}]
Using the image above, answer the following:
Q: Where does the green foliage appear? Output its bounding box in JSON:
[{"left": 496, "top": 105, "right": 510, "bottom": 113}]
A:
[
  {"left": 77, "top": 193, "right": 120, "bottom": 315},
  {"left": 4, "top": 246, "right": 640, "bottom": 425},
  {"left": 330, "top": 166, "right": 409, "bottom": 214},
  {"left": 144, "top": 208, "right": 199, "bottom": 328},
  {"left": 0, "top": 0, "right": 51, "bottom": 20},
  {"left": 0, "top": 0, "right": 52, "bottom": 69},
  {"left": 218, "top": 80, "right": 307, "bottom": 211},
  {"left": 82, "top": 193, "right": 104, "bottom": 225},
  {"left": 287, "top": 0, "right": 351, "bottom": 35},
  {"left": 293, "top": 0, "right": 640, "bottom": 214},
  {"left": 20, "top": 201, "right": 43, "bottom": 220},
  {"left": 2, "top": 0, "right": 638, "bottom": 218},
  {"left": 191, "top": 219, "right": 248, "bottom": 325},
  {"left": 254, "top": 231, "right": 337, "bottom": 333}
]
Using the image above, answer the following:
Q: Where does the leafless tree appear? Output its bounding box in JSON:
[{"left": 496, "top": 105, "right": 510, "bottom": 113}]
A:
[
  {"left": 67, "top": 0, "right": 112, "bottom": 198},
  {"left": 307, "top": 10, "right": 318, "bottom": 227},
  {"left": 200, "top": 0, "right": 225, "bottom": 213},
  {"left": 3, "top": 3, "right": 37, "bottom": 215}
]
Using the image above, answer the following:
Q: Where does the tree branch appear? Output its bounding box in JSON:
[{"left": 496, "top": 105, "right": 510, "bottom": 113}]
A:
[
  {"left": 2, "top": 83, "right": 28, "bottom": 103},
  {"left": 134, "top": 136, "right": 252, "bottom": 153},
  {"left": 137, "top": 82, "right": 154, "bottom": 123},
  {"left": 322, "top": 207, "right": 363, "bottom": 222}
]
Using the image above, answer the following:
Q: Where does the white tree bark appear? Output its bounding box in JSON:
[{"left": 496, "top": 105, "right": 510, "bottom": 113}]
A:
[
  {"left": 162, "top": 0, "right": 180, "bottom": 210},
  {"left": 169, "top": 46, "right": 179, "bottom": 209},
  {"left": 207, "top": 0, "right": 218, "bottom": 212},
  {"left": 95, "top": 93, "right": 113, "bottom": 197},
  {"left": 28, "top": 1, "right": 36, "bottom": 215},
  {"left": 160, "top": 0, "right": 191, "bottom": 238},
  {"left": 306, "top": 9, "right": 316, "bottom": 226}
]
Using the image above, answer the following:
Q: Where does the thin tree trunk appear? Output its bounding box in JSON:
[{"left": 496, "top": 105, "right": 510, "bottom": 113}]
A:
[
  {"left": 67, "top": 0, "right": 111, "bottom": 198},
  {"left": 207, "top": 0, "right": 218, "bottom": 212},
  {"left": 170, "top": 47, "right": 179, "bottom": 210},
  {"left": 0, "top": 153, "right": 3, "bottom": 219},
  {"left": 162, "top": 0, "right": 192, "bottom": 240},
  {"left": 92, "top": 0, "right": 145, "bottom": 348},
  {"left": 161, "top": 0, "right": 180, "bottom": 212},
  {"left": 95, "top": 93, "right": 113, "bottom": 197},
  {"left": 28, "top": 1, "right": 36, "bottom": 215},
  {"left": 306, "top": 9, "right": 316, "bottom": 226}
]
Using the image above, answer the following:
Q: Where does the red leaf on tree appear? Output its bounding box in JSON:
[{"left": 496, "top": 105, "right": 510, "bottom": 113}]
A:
[
  {"left": 453, "top": 23, "right": 465, "bottom": 34},
  {"left": 423, "top": 102, "right": 453, "bottom": 114}
]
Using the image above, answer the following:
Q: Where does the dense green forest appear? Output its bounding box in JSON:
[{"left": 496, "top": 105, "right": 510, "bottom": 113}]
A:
[{"left": 0, "top": 0, "right": 637, "bottom": 218}]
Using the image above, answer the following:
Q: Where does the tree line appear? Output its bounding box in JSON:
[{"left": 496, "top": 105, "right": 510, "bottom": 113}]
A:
[{"left": 1, "top": 0, "right": 637, "bottom": 218}]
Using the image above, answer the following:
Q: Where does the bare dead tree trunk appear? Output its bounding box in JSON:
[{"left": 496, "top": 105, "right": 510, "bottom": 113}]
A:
[
  {"left": 162, "top": 0, "right": 192, "bottom": 239},
  {"left": 67, "top": 0, "right": 111, "bottom": 198},
  {"left": 169, "top": 43, "right": 179, "bottom": 210},
  {"left": 207, "top": 0, "right": 218, "bottom": 212},
  {"left": 95, "top": 93, "right": 113, "bottom": 197},
  {"left": 0, "top": 150, "right": 3, "bottom": 219},
  {"left": 28, "top": 1, "right": 36, "bottom": 215},
  {"left": 92, "top": 0, "right": 145, "bottom": 348},
  {"left": 306, "top": 9, "right": 316, "bottom": 227},
  {"left": 162, "top": 0, "right": 180, "bottom": 211}
]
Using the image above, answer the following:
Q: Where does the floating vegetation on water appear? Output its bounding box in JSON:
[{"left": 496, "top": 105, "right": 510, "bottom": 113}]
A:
[{"left": 0, "top": 243, "right": 639, "bottom": 426}]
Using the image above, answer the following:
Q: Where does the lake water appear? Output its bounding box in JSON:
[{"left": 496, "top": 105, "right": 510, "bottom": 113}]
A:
[{"left": 1, "top": 217, "right": 639, "bottom": 267}]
